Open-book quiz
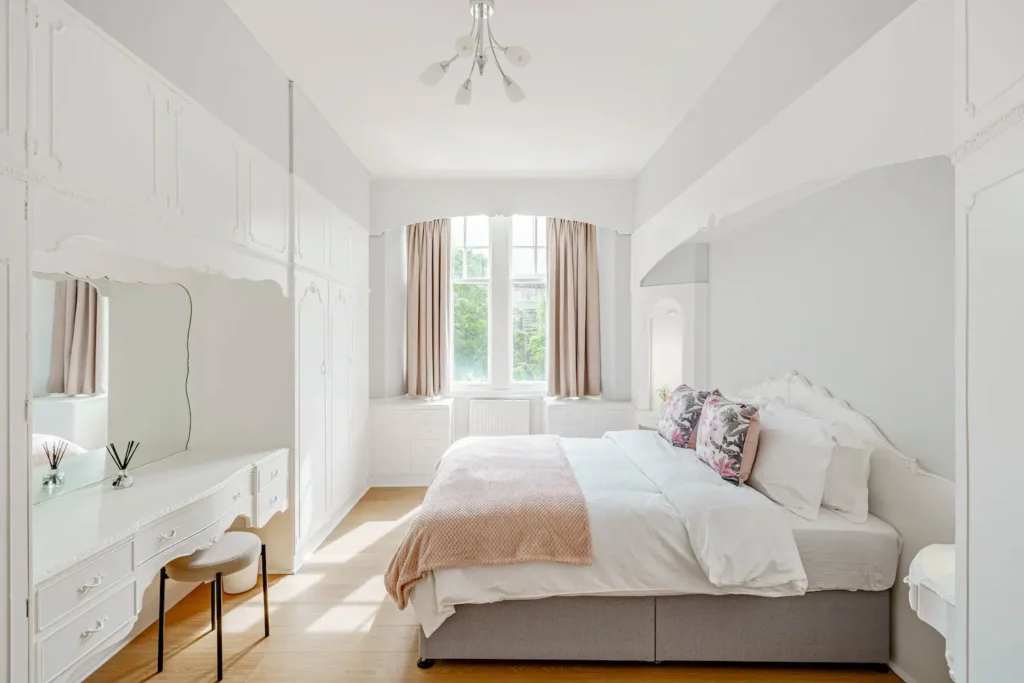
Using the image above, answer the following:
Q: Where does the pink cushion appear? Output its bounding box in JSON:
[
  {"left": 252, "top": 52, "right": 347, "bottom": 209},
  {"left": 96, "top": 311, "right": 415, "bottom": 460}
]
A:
[
  {"left": 694, "top": 395, "right": 762, "bottom": 485},
  {"left": 656, "top": 385, "right": 715, "bottom": 448}
]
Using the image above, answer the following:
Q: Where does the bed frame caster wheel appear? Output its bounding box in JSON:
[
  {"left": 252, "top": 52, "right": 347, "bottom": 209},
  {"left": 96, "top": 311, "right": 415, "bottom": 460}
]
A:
[
  {"left": 870, "top": 663, "right": 890, "bottom": 674},
  {"left": 417, "top": 658, "right": 436, "bottom": 669}
]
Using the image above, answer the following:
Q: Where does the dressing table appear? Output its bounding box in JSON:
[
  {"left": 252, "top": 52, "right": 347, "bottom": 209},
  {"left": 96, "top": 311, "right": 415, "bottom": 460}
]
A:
[{"left": 32, "top": 447, "right": 289, "bottom": 683}]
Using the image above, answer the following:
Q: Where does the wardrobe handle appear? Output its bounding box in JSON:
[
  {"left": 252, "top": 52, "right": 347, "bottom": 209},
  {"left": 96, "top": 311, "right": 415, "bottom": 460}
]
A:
[
  {"left": 158, "top": 528, "right": 179, "bottom": 542},
  {"left": 77, "top": 573, "right": 106, "bottom": 595},
  {"left": 321, "top": 362, "right": 326, "bottom": 375},
  {"left": 80, "top": 616, "right": 108, "bottom": 640}
]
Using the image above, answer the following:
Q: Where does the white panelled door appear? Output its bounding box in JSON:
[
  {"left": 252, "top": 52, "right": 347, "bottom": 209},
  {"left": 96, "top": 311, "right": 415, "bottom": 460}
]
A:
[
  {"left": 296, "top": 273, "right": 329, "bottom": 545},
  {"left": 329, "top": 282, "right": 354, "bottom": 511}
]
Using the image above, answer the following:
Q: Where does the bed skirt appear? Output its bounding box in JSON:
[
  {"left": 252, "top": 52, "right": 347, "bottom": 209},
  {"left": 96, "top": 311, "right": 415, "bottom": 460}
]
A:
[{"left": 418, "top": 591, "right": 890, "bottom": 665}]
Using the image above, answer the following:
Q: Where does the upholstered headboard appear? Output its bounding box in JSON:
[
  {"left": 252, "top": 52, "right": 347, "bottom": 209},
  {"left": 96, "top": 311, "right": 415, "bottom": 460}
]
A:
[{"left": 737, "top": 371, "right": 954, "bottom": 680}]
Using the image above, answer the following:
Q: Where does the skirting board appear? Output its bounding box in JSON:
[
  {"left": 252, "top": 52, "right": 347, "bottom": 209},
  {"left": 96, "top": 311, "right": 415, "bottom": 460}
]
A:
[
  {"left": 370, "top": 473, "right": 433, "bottom": 487},
  {"left": 293, "top": 484, "right": 370, "bottom": 570}
]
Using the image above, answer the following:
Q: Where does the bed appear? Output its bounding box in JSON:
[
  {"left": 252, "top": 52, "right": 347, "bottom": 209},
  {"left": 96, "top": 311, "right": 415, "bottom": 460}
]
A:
[{"left": 399, "top": 373, "right": 953, "bottom": 671}]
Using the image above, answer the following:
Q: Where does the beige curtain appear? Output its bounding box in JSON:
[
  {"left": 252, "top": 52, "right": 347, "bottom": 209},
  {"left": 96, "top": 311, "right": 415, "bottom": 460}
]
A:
[
  {"left": 48, "top": 280, "right": 108, "bottom": 395},
  {"left": 406, "top": 219, "right": 451, "bottom": 398},
  {"left": 547, "top": 218, "right": 601, "bottom": 397}
]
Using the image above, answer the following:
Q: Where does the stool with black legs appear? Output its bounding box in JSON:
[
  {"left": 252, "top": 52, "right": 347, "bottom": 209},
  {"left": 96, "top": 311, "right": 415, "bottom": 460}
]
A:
[{"left": 157, "top": 531, "right": 270, "bottom": 681}]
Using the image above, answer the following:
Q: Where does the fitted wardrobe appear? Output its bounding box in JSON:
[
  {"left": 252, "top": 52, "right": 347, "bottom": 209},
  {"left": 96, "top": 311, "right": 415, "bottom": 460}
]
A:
[
  {"left": 0, "top": 0, "right": 371, "bottom": 680},
  {"left": 953, "top": 1, "right": 1024, "bottom": 682}
]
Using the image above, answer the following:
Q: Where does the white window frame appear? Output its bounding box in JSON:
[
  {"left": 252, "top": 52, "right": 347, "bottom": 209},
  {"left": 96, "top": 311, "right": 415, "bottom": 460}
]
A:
[{"left": 450, "top": 215, "right": 547, "bottom": 395}]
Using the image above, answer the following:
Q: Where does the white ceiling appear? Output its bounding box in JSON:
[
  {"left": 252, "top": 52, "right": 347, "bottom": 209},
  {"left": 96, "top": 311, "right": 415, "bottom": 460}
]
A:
[{"left": 225, "top": 0, "right": 778, "bottom": 178}]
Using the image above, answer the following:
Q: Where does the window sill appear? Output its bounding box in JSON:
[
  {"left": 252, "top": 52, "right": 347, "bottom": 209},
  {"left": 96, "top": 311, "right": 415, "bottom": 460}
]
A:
[{"left": 447, "top": 386, "right": 548, "bottom": 399}]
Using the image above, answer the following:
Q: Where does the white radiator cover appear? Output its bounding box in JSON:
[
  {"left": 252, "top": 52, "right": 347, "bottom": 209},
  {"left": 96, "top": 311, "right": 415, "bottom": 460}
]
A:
[{"left": 468, "top": 399, "right": 531, "bottom": 436}]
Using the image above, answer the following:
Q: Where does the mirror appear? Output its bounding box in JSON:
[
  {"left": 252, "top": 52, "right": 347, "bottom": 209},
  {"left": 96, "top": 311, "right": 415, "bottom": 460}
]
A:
[
  {"left": 31, "top": 275, "right": 192, "bottom": 503},
  {"left": 649, "top": 307, "right": 684, "bottom": 412}
]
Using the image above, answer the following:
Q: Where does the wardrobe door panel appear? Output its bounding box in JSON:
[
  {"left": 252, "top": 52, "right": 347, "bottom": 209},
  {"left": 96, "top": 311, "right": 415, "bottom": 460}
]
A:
[
  {"left": 31, "top": 2, "right": 157, "bottom": 205},
  {"left": 296, "top": 274, "right": 329, "bottom": 545},
  {"left": 295, "top": 180, "right": 328, "bottom": 273},
  {"left": 0, "top": 0, "right": 26, "bottom": 168},
  {"left": 172, "top": 104, "right": 241, "bottom": 244},
  {"left": 965, "top": 164, "right": 1024, "bottom": 683},
  {"left": 329, "top": 283, "right": 354, "bottom": 510}
]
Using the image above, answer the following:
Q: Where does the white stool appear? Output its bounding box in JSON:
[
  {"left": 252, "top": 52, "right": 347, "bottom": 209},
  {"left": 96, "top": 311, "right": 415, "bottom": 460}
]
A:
[{"left": 158, "top": 531, "right": 269, "bottom": 681}]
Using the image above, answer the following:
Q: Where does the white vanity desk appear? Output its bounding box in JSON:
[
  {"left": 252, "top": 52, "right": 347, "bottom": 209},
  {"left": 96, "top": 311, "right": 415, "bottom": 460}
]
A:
[{"left": 31, "top": 448, "right": 290, "bottom": 683}]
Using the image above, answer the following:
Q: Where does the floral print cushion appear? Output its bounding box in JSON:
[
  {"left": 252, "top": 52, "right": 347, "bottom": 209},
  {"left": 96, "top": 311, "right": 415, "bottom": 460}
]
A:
[
  {"left": 694, "top": 395, "right": 762, "bottom": 486},
  {"left": 657, "top": 385, "right": 714, "bottom": 448}
]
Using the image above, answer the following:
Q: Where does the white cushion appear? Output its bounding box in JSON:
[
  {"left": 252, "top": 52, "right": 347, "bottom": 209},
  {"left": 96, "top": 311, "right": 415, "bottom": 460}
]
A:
[
  {"left": 748, "top": 403, "right": 833, "bottom": 521},
  {"left": 821, "top": 422, "right": 872, "bottom": 523}
]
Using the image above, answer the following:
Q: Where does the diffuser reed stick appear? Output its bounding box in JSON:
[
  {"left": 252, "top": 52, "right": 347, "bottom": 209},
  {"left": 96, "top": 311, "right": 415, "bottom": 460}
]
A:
[
  {"left": 107, "top": 441, "right": 140, "bottom": 489},
  {"left": 43, "top": 440, "right": 69, "bottom": 471}
]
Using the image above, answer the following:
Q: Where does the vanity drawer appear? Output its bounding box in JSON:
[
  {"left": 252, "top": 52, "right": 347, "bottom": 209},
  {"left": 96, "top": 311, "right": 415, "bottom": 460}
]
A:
[
  {"left": 37, "top": 542, "right": 134, "bottom": 632},
  {"left": 256, "top": 452, "right": 287, "bottom": 492},
  {"left": 257, "top": 477, "right": 288, "bottom": 527},
  {"left": 40, "top": 581, "right": 135, "bottom": 683},
  {"left": 135, "top": 475, "right": 248, "bottom": 564}
]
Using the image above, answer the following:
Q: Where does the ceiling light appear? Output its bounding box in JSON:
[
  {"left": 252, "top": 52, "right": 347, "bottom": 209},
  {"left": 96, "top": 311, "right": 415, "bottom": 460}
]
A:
[{"left": 419, "top": 0, "right": 530, "bottom": 105}]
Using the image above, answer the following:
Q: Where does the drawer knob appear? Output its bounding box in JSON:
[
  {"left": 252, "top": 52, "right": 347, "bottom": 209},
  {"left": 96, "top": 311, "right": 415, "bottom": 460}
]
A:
[
  {"left": 158, "top": 527, "right": 179, "bottom": 542},
  {"left": 233, "top": 491, "right": 242, "bottom": 501},
  {"left": 270, "top": 469, "right": 280, "bottom": 480},
  {"left": 77, "top": 573, "right": 105, "bottom": 595},
  {"left": 270, "top": 495, "right": 279, "bottom": 506},
  {"left": 80, "top": 616, "right": 108, "bottom": 640}
]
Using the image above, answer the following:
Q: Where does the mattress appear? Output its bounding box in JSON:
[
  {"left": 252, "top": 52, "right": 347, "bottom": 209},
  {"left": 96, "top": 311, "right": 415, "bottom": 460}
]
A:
[{"left": 786, "top": 507, "right": 901, "bottom": 592}]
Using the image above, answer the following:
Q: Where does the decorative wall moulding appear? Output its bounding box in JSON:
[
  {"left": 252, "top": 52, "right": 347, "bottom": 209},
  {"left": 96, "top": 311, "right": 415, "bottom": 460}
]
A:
[{"left": 951, "top": 100, "right": 1024, "bottom": 164}]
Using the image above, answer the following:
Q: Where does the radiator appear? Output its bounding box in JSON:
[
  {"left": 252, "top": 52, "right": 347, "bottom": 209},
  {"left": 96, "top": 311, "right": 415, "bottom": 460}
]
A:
[{"left": 468, "top": 399, "right": 531, "bottom": 436}]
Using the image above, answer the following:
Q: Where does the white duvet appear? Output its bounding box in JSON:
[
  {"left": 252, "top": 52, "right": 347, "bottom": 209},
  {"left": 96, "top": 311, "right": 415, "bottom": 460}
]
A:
[{"left": 410, "top": 430, "right": 808, "bottom": 636}]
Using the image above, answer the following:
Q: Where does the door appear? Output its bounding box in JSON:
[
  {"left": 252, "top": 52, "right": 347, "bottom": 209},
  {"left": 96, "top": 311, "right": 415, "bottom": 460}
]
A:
[
  {"left": 2, "top": 175, "right": 30, "bottom": 681},
  {"left": 329, "top": 282, "right": 354, "bottom": 512},
  {"left": 296, "top": 273, "right": 328, "bottom": 546}
]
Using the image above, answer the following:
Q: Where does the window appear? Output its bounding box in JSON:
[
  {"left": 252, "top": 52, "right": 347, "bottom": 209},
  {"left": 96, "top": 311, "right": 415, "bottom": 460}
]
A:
[{"left": 451, "top": 215, "right": 548, "bottom": 390}]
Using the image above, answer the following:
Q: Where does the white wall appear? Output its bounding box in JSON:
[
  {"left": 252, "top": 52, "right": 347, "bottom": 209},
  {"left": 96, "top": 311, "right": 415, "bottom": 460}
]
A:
[
  {"left": 632, "top": 0, "right": 954, "bottom": 285},
  {"left": 641, "top": 244, "right": 709, "bottom": 287},
  {"left": 30, "top": 278, "right": 55, "bottom": 397},
  {"left": 370, "top": 178, "right": 634, "bottom": 235},
  {"left": 708, "top": 157, "right": 954, "bottom": 480},
  {"left": 634, "top": 0, "right": 916, "bottom": 228},
  {"left": 292, "top": 87, "right": 370, "bottom": 229},
  {"left": 67, "top": 0, "right": 290, "bottom": 169}
]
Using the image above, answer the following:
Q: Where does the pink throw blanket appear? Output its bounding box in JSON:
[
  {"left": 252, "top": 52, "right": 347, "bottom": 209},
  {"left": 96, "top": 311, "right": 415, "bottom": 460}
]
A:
[{"left": 385, "top": 435, "right": 593, "bottom": 609}]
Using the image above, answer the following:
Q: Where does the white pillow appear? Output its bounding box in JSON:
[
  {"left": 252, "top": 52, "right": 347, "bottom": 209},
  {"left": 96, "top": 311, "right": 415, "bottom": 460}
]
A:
[
  {"left": 747, "top": 403, "right": 834, "bottom": 520},
  {"left": 821, "top": 423, "right": 871, "bottom": 523}
]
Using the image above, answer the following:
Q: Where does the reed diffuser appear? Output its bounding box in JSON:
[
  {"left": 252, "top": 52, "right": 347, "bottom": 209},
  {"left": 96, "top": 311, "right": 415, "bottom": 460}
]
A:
[
  {"left": 106, "top": 441, "right": 141, "bottom": 489},
  {"left": 41, "top": 440, "right": 69, "bottom": 489}
]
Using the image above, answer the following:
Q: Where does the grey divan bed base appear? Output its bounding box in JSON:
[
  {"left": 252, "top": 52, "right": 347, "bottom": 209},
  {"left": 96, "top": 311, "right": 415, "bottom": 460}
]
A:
[{"left": 418, "top": 590, "right": 890, "bottom": 667}]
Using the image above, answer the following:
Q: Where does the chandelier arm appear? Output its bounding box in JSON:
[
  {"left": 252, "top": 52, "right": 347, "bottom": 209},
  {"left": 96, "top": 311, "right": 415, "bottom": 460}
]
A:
[{"left": 487, "top": 21, "right": 511, "bottom": 82}]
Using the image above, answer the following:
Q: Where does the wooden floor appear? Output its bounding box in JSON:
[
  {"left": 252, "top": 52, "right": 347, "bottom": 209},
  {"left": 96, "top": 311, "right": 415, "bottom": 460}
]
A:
[{"left": 89, "top": 487, "right": 900, "bottom": 683}]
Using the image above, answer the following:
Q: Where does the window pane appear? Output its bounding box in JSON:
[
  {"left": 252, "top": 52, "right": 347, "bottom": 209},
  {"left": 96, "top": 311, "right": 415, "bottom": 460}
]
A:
[
  {"left": 537, "top": 218, "right": 547, "bottom": 247},
  {"left": 512, "top": 282, "right": 546, "bottom": 382},
  {"left": 538, "top": 247, "right": 547, "bottom": 276},
  {"left": 452, "top": 218, "right": 465, "bottom": 247},
  {"left": 512, "top": 216, "right": 536, "bottom": 246},
  {"left": 451, "top": 247, "right": 465, "bottom": 279},
  {"left": 453, "top": 283, "right": 489, "bottom": 383},
  {"left": 466, "top": 216, "right": 490, "bottom": 247},
  {"left": 511, "top": 247, "right": 536, "bottom": 276},
  {"left": 465, "top": 248, "right": 489, "bottom": 278}
]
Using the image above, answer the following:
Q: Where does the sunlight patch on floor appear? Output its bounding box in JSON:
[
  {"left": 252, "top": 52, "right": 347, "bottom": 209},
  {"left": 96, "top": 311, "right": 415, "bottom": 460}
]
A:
[{"left": 304, "top": 602, "right": 381, "bottom": 633}]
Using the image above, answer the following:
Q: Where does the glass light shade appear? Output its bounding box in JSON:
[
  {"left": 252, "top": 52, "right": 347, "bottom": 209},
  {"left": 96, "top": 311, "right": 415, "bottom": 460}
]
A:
[
  {"left": 456, "top": 78, "right": 473, "bottom": 106},
  {"left": 455, "top": 34, "right": 476, "bottom": 58},
  {"left": 504, "top": 46, "right": 531, "bottom": 68},
  {"left": 419, "top": 62, "right": 448, "bottom": 86},
  {"left": 503, "top": 77, "right": 526, "bottom": 103}
]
